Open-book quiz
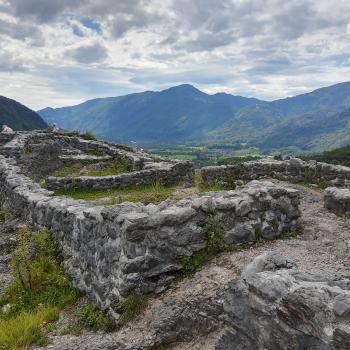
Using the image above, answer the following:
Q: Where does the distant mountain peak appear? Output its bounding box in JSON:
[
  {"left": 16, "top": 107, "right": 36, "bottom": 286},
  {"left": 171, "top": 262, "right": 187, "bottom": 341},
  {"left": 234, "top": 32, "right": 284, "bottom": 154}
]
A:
[{"left": 161, "top": 84, "right": 204, "bottom": 95}]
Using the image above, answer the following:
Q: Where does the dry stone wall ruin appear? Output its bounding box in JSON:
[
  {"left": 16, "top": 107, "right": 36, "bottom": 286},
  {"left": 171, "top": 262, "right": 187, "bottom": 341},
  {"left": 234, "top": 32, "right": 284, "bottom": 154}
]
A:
[{"left": 202, "top": 157, "right": 350, "bottom": 217}]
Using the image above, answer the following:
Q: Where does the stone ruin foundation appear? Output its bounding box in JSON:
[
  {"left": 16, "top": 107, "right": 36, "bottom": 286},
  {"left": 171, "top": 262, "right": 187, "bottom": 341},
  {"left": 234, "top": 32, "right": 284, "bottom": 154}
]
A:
[{"left": 0, "top": 132, "right": 302, "bottom": 318}]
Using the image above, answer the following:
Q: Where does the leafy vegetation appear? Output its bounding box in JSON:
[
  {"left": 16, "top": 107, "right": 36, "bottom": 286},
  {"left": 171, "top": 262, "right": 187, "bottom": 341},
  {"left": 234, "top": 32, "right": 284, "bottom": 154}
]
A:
[
  {"left": 0, "top": 228, "right": 80, "bottom": 349},
  {"left": 55, "top": 182, "right": 176, "bottom": 205},
  {"left": 75, "top": 305, "right": 115, "bottom": 332},
  {"left": 113, "top": 292, "right": 150, "bottom": 327}
]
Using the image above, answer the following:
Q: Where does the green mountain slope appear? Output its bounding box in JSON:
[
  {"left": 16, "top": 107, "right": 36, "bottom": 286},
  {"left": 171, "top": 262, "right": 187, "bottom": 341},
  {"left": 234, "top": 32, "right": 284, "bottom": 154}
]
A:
[
  {"left": 38, "top": 81, "right": 350, "bottom": 153},
  {"left": 0, "top": 96, "right": 47, "bottom": 131}
]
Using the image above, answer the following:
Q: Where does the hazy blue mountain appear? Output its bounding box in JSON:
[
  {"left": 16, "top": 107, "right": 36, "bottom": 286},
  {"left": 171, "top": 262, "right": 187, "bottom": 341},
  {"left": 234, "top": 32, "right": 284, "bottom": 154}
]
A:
[
  {"left": 39, "top": 84, "right": 261, "bottom": 142},
  {"left": 39, "top": 81, "right": 350, "bottom": 153},
  {"left": 0, "top": 96, "right": 47, "bottom": 131}
]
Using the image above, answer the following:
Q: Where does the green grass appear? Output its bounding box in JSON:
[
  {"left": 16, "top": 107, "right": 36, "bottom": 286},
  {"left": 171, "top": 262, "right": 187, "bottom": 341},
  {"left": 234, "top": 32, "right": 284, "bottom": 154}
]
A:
[
  {"left": 0, "top": 228, "right": 80, "bottom": 349},
  {"left": 54, "top": 161, "right": 131, "bottom": 178},
  {"left": 113, "top": 292, "right": 149, "bottom": 327},
  {"left": 55, "top": 183, "right": 176, "bottom": 205},
  {"left": 0, "top": 307, "right": 59, "bottom": 350}
]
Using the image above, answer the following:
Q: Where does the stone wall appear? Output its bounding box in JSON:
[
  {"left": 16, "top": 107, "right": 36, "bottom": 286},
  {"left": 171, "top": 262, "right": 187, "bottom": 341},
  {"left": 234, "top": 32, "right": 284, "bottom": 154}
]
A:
[
  {"left": 0, "top": 154, "right": 300, "bottom": 318},
  {"left": 46, "top": 161, "right": 195, "bottom": 190},
  {"left": 201, "top": 157, "right": 350, "bottom": 188}
]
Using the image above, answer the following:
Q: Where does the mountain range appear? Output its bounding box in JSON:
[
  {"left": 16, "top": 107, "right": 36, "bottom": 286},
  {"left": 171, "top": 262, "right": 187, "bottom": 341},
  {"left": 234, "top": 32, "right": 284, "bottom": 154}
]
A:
[
  {"left": 38, "top": 81, "right": 350, "bottom": 154},
  {"left": 0, "top": 96, "right": 47, "bottom": 131}
]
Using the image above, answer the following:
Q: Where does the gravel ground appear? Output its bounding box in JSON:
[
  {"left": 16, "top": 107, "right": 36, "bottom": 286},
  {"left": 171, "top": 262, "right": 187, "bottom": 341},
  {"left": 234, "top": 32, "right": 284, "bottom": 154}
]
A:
[{"left": 33, "top": 180, "right": 350, "bottom": 349}]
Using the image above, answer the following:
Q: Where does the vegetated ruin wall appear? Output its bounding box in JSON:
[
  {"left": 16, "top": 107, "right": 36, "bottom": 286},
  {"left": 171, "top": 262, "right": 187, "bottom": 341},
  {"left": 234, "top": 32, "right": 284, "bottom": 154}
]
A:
[
  {"left": 45, "top": 161, "right": 194, "bottom": 191},
  {"left": 0, "top": 153, "right": 300, "bottom": 318},
  {"left": 201, "top": 157, "right": 350, "bottom": 188}
]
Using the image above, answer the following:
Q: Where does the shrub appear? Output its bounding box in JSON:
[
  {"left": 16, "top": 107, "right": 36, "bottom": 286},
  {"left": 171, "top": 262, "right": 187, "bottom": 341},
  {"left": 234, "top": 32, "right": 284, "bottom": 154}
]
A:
[
  {"left": 76, "top": 305, "right": 115, "bottom": 332},
  {"left": 114, "top": 292, "right": 149, "bottom": 327}
]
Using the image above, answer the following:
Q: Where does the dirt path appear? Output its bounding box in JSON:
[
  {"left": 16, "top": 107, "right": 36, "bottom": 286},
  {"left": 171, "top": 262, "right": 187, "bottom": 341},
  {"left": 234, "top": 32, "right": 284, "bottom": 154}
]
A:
[{"left": 42, "top": 180, "right": 350, "bottom": 349}]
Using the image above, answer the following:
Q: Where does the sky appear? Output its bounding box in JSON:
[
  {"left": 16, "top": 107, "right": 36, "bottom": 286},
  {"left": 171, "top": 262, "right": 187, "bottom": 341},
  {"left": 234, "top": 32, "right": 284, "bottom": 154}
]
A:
[{"left": 1, "top": 0, "right": 350, "bottom": 110}]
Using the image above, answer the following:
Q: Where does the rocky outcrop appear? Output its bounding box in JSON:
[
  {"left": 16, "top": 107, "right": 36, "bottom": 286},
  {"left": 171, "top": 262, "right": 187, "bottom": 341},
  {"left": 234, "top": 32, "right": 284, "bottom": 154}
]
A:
[
  {"left": 324, "top": 187, "right": 350, "bottom": 217},
  {"left": 217, "top": 252, "right": 350, "bottom": 349},
  {"left": 201, "top": 157, "right": 350, "bottom": 188}
]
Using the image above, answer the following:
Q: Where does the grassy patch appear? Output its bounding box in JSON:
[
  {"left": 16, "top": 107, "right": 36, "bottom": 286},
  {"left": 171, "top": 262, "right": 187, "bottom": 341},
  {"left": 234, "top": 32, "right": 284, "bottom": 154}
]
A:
[
  {"left": 0, "top": 307, "right": 58, "bottom": 349},
  {"left": 113, "top": 292, "right": 149, "bottom": 327},
  {"left": 0, "top": 228, "right": 80, "bottom": 349},
  {"left": 54, "top": 160, "right": 131, "bottom": 178},
  {"left": 76, "top": 305, "right": 115, "bottom": 332},
  {"left": 55, "top": 183, "right": 176, "bottom": 205}
]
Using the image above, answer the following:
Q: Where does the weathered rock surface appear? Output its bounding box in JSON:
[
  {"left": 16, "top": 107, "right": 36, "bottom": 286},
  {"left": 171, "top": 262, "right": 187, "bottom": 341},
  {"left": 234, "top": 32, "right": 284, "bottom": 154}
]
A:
[
  {"left": 324, "top": 187, "right": 350, "bottom": 217},
  {"left": 217, "top": 252, "right": 350, "bottom": 350}
]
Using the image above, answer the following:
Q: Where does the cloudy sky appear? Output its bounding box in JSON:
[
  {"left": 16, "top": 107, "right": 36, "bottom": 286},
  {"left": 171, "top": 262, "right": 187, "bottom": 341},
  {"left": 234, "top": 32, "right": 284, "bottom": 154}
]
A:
[{"left": 1, "top": 0, "right": 350, "bottom": 110}]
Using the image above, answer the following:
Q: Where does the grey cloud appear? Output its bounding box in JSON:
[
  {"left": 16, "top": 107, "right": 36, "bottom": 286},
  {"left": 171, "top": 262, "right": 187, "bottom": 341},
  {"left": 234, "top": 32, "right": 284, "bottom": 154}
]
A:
[
  {"left": 0, "top": 18, "right": 44, "bottom": 44},
  {"left": 0, "top": 50, "right": 27, "bottom": 72},
  {"left": 9, "top": 0, "right": 81, "bottom": 22},
  {"left": 68, "top": 42, "right": 108, "bottom": 64}
]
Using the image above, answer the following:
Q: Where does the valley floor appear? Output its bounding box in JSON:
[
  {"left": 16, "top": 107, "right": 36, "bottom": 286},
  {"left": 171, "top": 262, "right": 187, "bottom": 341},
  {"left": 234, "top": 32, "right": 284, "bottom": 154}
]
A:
[{"left": 29, "top": 179, "right": 350, "bottom": 350}]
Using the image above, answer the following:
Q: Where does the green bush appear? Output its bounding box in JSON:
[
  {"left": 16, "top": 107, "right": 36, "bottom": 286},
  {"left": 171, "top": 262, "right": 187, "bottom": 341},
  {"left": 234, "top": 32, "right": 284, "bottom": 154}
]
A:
[{"left": 76, "top": 305, "right": 115, "bottom": 332}]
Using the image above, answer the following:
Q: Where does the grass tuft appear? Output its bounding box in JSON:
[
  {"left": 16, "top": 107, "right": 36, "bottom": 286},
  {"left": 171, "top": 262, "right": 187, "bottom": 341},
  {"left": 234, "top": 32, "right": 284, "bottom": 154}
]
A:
[{"left": 114, "top": 292, "right": 149, "bottom": 327}]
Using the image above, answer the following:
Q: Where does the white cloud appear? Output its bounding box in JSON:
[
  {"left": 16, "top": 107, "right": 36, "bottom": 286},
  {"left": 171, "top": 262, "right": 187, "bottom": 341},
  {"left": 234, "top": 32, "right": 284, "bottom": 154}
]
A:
[{"left": 0, "top": 0, "right": 349, "bottom": 109}]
